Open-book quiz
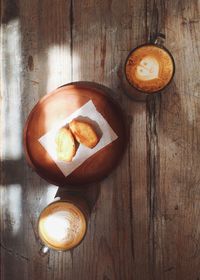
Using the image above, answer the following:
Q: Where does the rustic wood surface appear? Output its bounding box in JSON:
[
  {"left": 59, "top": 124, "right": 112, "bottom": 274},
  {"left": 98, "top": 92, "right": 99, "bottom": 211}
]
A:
[{"left": 1, "top": 0, "right": 200, "bottom": 280}]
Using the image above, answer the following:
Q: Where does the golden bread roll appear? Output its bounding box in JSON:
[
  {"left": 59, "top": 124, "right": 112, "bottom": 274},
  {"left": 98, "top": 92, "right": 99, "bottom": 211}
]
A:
[
  {"left": 55, "top": 127, "right": 76, "bottom": 162},
  {"left": 69, "top": 120, "right": 99, "bottom": 148}
]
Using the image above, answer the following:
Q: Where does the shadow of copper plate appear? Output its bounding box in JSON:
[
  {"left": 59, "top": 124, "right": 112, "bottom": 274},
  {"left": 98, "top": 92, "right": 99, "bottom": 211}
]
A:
[{"left": 23, "top": 82, "right": 127, "bottom": 186}]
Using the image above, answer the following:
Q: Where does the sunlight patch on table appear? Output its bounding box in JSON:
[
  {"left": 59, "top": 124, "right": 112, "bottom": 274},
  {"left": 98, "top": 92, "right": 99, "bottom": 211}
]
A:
[
  {"left": 46, "top": 45, "right": 80, "bottom": 92},
  {"left": 45, "top": 184, "right": 59, "bottom": 205},
  {"left": 1, "top": 19, "right": 22, "bottom": 160},
  {"left": 6, "top": 184, "right": 22, "bottom": 236}
]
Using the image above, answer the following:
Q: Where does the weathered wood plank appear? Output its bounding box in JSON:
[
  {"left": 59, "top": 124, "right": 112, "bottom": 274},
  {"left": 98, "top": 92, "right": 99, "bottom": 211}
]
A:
[
  {"left": 1, "top": 0, "right": 150, "bottom": 279},
  {"left": 72, "top": 1, "right": 149, "bottom": 279},
  {"left": 1, "top": 0, "right": 70, "bottom": 279},
  {"left": 1, "top": 0, "right": 200, "bottom": 279},
  {"left": 146, "top": 0, "right": 200, "bottom": 279}
]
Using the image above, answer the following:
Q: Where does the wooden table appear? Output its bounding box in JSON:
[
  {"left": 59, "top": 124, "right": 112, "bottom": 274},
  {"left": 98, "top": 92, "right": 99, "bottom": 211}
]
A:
[{"left": 1, "top": 1, "right": 200, "bottom": 279}]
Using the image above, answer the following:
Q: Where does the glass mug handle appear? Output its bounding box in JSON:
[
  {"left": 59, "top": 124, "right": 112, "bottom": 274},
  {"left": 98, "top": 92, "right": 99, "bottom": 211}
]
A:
[
  {"left": 39, "top": 245, "right": 49, "bottom": 256},
  {"left": 154, "top": 32, "right": 166, "bottom": 47}
]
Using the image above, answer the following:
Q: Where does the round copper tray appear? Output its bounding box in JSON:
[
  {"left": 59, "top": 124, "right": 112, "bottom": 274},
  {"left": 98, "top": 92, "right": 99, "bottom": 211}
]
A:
[{"left": 23, "top": 82, "right": 127, "bottom": 186}]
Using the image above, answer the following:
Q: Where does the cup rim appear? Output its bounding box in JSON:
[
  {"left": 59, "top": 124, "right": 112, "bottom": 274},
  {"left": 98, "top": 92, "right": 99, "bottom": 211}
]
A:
[
  {"left": 124, "top": 43, "right": 176, "bottom": 94},
  {"left": 37, "top": 199, "right": 88, "bottom": 252}
]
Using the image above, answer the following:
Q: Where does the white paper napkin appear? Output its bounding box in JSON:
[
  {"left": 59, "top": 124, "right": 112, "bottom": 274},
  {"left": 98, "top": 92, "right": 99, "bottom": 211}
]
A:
[{"left": 38, "top": 100, "right": 118, "bottom": 177}]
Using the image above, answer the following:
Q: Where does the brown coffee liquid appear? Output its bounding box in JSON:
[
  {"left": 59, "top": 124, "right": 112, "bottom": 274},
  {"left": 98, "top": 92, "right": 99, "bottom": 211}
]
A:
[
  {"left": 38, "top": 201, "right": 87, "bottom": 251},
  {"left": 125, "top": 45, "right": 174, "bottom": 93}
]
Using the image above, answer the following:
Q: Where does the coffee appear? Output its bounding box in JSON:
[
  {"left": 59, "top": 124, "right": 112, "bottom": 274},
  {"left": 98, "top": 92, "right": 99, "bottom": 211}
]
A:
[
  {"left": 38, "top": 201, "right": 87, "bottom": 251},
  {"left": 125, "top": 45, "right": 174, "bottom": 93}
]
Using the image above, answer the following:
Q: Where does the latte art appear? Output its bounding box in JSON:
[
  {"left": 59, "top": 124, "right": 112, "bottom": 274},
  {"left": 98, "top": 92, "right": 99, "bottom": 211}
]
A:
[
  {"left": 125, "top": 45, "right": 174, "bottom": 93},
  {"left": 136, "top": 56, "right": 159, "bottom": 81},
  {"left": 38, "top": 201, "right": 87, "bottom": 250},
  {"left": 42, "top": 210, "right": 81, "bottom": 244}
]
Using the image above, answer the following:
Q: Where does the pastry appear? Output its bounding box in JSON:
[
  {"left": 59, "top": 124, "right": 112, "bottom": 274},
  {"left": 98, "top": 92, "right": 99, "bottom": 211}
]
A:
[
  {"left": 69, "top": 120, "right": 99, "bottom": 148},
  {"left": 55, "top": 127, "right": 76, "bottom": 162}
]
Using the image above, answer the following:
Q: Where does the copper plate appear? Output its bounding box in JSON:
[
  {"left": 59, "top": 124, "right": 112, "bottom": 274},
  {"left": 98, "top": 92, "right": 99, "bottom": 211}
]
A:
[{"left": 23, "top": 82, "right": 127, "bottom": 186}]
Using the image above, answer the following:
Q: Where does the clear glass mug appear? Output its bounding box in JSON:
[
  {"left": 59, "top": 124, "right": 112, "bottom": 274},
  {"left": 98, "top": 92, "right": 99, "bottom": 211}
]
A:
[
  {"left": 38, "top": 194, "right": 90, "bottom": 255},
  {"left": 124, "top": 33, "right": 175, "bottom": 94}
]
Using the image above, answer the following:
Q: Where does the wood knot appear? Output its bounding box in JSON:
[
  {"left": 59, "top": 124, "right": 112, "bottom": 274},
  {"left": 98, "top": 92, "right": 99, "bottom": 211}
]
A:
[
  {"left": 28, "top": 55, "right": 34, "bottom": 71},
  {"left": 174, "top": 205, "right": 179, "bottom": 210}
]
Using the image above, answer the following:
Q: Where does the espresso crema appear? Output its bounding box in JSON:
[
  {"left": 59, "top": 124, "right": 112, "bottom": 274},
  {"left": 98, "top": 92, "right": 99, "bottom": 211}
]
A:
[
  {"left": 125, "top": 45, "right": 174, "bottom": 93},
  {"left": 38, "top": 201, "right": 87, "bottom": 250}
]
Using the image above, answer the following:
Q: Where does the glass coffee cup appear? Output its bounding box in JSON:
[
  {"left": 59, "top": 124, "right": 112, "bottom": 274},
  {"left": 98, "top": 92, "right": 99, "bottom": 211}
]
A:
[
  {"left": 38, "top": 195, "right": 89, "bottom": 254},
  {"left": 125, "top": 33, "right": 175, "bottom": 94}
]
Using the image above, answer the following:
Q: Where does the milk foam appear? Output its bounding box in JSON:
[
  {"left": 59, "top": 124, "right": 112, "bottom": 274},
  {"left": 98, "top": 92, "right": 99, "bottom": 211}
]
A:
[
  {"left": 136, "top": 56, "right": 159, "bottom": 81},
  {"left": 43, "top": 210, "right": 80, "bottom": 243}
]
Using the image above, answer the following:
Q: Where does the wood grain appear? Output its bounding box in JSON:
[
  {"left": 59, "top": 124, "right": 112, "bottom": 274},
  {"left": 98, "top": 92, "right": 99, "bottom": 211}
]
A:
[
  {"left": 147, "top": 1, "right": 200, "bottom": 280},
  {"left": 72, "top": 1, "right": 149, "bottom": 279},
  {"left": 1, "top": 0, "right": 71, "bottom": 279},
  {"left": 1, "top": 0, "right": 200, "bottom": 280}
]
